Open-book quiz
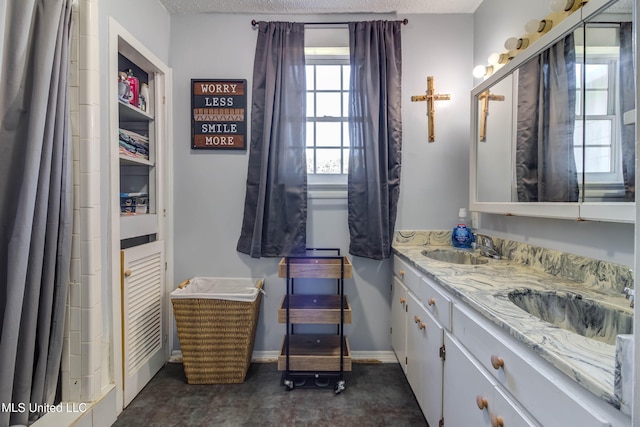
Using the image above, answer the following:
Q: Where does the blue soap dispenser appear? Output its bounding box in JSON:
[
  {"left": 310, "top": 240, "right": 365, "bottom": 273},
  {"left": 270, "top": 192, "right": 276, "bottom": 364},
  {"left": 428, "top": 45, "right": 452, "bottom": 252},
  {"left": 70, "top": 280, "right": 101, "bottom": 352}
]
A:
[{"left": 452, "top": 208, "right": 474, "bottom": 248}]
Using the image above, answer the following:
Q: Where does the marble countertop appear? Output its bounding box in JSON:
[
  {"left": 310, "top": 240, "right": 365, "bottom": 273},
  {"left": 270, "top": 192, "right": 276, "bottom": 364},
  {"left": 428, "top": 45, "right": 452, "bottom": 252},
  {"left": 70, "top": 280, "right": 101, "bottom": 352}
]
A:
[{"left": 392, "top": 234, "right": 633, "bottom": 409}]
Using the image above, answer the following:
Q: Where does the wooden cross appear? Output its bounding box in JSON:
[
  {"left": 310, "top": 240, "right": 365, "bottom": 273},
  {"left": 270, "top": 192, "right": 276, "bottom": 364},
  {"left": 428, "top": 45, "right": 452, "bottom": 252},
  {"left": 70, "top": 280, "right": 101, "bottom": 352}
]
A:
[
  {"left": 411, "top": 76, "right": 450, "bottom": 142},
  {"left": 478, "top": 89, "right": 505, "bottom": 142}
]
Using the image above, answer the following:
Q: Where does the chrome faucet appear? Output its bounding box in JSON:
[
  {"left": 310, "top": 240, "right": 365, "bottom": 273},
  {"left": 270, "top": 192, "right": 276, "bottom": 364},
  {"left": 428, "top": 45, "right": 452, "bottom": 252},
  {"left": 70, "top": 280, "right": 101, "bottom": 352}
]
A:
[
  {"left": 622, "top": 287, "right": 635, "bottom": 308},
  {"left": 472, "top": 234, "right": 500, "bottom": 259}
]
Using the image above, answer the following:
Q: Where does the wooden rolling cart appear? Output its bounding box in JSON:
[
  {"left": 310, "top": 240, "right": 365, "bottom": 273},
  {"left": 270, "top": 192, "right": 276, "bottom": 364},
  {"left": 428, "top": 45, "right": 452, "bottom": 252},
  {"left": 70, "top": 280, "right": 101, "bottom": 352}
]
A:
[{"left": 277, "top": 248, "right": 352, "bottom": 393}]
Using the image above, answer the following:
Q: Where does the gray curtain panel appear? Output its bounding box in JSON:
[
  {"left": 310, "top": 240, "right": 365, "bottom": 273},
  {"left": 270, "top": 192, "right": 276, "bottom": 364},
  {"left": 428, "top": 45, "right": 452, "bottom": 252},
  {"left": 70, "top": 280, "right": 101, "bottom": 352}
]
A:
[
  {"left": 0, "top": 0, "right": 73, "bottom": 425},
  {"left": 237, "top": 22, "right": 307, "bottom": 258},
  {"left": 619, "top": 22, "right": 635, "bottom": 202},
  {"left": 516, "top": 33, "right": 579, "bottom": 202},
  {"left": 347, "top": 21, "right": 402, "bottom": 260}
]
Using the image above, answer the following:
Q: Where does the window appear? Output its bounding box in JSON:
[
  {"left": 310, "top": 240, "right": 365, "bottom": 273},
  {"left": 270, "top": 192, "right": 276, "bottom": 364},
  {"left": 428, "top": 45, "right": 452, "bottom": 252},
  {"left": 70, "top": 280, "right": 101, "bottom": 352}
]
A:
[
  {"left": 574, "top": 26, "right": 623, "bottom": 190},
  {"left": 306, "top": 62, "right": 350, "bottom": 177},
  {"left": 304, "top": 26, "right": 350, "bottom": 188}
]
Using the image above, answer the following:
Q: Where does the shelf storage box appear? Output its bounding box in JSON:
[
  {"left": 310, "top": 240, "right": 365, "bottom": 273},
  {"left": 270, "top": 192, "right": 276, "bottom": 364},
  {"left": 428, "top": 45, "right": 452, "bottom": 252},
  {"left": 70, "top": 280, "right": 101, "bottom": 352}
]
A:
[
  {"left": 278, "top": 295, "right": 352, "bottom": 324},
  {"left": 278, "top": 334, "right": 352, "bottom": 372},
  {"left": 278, "top": 256, "right": 352, "bottom": 279},
  {"left": 170, "top": 277, "right": 263, "bottom": 384}
]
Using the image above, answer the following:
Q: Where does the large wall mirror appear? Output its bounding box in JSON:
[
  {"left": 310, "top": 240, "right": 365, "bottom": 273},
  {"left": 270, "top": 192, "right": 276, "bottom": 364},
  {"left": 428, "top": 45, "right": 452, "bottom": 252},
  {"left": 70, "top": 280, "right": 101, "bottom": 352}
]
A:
[{"left": 471, "top": 0, "right": 635, "bottom": 222}]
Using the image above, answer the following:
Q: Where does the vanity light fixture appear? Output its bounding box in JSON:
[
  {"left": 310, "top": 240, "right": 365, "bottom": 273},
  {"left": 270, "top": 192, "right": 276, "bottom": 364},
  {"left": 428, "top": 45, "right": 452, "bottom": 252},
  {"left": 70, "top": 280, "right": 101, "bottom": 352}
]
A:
[
  {"left": 525, "top": 18, "right": 553, "bottom": 34},
  {"left": 473, "top": 64, "right": 493, "bottom": 79},
  {"left": 504, "top": 37, "right": 529, "bottom": 51},
  {"left": 411, "top": 76, "right": 451, "bottom": 142}
]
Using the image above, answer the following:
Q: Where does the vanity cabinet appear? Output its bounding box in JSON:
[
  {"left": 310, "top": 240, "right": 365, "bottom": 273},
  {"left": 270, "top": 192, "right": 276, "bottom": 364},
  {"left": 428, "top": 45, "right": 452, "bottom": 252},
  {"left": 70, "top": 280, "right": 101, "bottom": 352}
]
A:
[
  {"left": 391, "top": 253, "right": 630, "bottom": 427},
  {"left": 454, "top": 303, "right": 611, "bottom": 427},
  {"left": 391, "top": 256, "right": 448, "bottom": 427}
]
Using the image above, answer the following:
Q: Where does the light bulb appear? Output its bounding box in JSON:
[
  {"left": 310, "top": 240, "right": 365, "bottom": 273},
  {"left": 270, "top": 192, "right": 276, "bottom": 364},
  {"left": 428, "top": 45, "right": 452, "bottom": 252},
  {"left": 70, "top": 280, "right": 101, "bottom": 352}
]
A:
[
  {"left": 473, "top": 65, "right": 493, "bottom": 78},
  {"left": 525, "top": 19, "right": 542, "bottom": 34},
  {"left": 504, "top": 37, "right": 529, "bottom": 51},
  {"left": 504, "top": 37, "right": 518, "bottom": 50},
  {"left": 549, "top": 0, "right": 574, "bottom": 12},
  {"left": 525, "top": 19, "right": 552, "bottom": 34},
  {"left": 487, "top": 52, "right": 501, "bottom": 65}
]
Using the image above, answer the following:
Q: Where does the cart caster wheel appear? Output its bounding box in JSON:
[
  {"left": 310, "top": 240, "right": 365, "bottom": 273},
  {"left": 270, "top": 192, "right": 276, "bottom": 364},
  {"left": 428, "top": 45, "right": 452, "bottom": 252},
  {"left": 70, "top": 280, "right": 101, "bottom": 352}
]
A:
[
  {"left": 314, "top": 376, "right": 330, "bottom": 387},
  {"left": 284, "top": 379, "right": 294, "bottom": 391},
  {"left": 334, "top": 380, "right": 345, "bottom": 394}
]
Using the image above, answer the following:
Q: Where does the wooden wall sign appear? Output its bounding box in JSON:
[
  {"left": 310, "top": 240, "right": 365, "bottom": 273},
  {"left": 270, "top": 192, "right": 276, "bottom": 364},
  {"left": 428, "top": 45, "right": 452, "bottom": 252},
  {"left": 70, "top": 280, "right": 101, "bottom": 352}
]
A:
[{"left": 191, "top": 79, "right": 247, "bottom": 150}]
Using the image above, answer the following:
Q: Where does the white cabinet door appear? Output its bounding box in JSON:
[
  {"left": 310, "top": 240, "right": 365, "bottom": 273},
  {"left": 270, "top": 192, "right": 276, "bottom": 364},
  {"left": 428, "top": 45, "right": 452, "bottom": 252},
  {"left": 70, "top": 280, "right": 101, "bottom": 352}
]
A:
[
  {"left": 407, "top": 292, "right": 444, "bottom": 427},
  {"left": 121, "top": 240, "right": 166, "bottom": 407},
  {"left": 406, "top": 292, "right": 422, "bottom": 402},
  {"left": 443, "top": 335, "right": 539, "bottom": 427},
  {"left": 391, "top": 276, "right": 407, "bottom": 373},
  {"left": 443, "top": 334, "right": 494, "bottom": 427}
]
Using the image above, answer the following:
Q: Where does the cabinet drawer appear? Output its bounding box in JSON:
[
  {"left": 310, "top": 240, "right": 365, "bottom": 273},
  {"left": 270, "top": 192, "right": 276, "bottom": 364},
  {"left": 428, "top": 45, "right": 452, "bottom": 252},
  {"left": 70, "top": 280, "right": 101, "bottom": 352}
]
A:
[
  {"left": 278, "top": 295, "right": 352, "bottom": 324},
  {"left": 454, "top": 305, "right": 611, "bottom": 427},
  {"left": 393, "top": 255, "right": 421, "bottom": 297},
  {"left": 420, "top": 276, "right": 452, "bottom": 331}
]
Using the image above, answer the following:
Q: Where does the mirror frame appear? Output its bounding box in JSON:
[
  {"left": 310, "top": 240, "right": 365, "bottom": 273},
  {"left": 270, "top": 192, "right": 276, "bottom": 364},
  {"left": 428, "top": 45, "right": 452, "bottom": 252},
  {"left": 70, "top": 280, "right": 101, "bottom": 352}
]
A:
[{"left": 469, "top": 0, "right": 635, "bottom": 223}]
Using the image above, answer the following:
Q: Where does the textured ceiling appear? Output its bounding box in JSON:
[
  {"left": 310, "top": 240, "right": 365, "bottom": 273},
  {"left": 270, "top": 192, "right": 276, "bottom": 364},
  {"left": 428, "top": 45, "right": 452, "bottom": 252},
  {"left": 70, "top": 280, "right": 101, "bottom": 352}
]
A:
[{"left": 157, "top": 0, "right": 485, "bottom": 15}]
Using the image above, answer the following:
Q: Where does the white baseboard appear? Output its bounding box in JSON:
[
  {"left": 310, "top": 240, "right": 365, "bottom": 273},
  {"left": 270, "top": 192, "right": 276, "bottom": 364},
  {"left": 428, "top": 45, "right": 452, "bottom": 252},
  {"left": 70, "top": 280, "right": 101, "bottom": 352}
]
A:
[{"left": 170, "top": 349, "right": 398, "bottom": 364}]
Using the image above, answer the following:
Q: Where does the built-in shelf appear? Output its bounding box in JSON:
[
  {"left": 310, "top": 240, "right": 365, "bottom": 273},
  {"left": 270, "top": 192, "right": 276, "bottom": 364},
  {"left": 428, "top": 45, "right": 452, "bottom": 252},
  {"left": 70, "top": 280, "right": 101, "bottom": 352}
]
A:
[
  {"left": 119, "top": 154, "right": 153, "bottom": 166},
  {"left": 120, "top": 213, "right": 158, "bottom": 240},
  {"left": 119, "top": 100, "right": 154, "bottom": 122}
]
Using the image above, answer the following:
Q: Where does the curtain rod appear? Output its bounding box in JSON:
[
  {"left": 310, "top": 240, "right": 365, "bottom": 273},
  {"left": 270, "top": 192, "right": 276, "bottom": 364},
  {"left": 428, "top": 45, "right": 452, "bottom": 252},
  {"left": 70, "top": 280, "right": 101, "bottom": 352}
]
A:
[{"left": 251, "top": 18, "right": 408, "bottom": 27}]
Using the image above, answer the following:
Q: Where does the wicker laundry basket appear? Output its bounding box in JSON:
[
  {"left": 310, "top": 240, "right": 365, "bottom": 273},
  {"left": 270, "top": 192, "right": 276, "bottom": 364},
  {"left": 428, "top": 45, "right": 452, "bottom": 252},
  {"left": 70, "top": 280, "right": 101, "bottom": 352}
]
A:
[{"left": 171, "top": 277, "right": 263, "bottom": 384}]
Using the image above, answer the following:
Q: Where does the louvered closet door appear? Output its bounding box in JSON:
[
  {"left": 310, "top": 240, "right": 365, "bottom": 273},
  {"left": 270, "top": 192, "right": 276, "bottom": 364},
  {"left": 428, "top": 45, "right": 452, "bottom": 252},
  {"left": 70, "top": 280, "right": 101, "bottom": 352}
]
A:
[{"left": 121, "top": 240, "right": 166, "bottom": 407}]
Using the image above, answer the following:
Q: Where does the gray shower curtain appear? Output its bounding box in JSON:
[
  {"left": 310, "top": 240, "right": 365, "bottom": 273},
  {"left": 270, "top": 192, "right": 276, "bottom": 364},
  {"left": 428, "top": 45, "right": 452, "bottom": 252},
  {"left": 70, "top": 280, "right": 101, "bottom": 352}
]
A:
[
  {"left": 516, "top": 33, "right": 579, "bottom": 202},
  {"left": 347, "top": 21, "right": 402, "bottom": 260},
  {"left": 619, "top": 22, "right": 635, "bottom": 202},
  {"left": 237, "top": 22, "right": 307, "bottom": 258},
  {"left": 0, "top": 0, "right": 73, "bottom": 425}
]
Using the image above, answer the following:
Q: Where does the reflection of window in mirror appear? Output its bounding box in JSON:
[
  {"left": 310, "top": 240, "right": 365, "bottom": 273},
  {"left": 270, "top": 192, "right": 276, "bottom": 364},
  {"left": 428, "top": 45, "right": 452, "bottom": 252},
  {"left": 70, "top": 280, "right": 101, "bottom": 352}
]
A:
[{"left": 576, "top": 25, "right": 632, "bottom": 201}]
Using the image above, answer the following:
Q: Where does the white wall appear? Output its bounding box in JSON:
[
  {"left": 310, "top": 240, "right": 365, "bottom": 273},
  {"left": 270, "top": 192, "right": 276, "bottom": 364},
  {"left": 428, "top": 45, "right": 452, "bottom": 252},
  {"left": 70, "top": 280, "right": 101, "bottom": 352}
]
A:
[
  {"left": 169, "top": 13, "right": 474, "bottom": 352},
  {"left": 473, "top": 0, "right": 634, "bottom": 267}
]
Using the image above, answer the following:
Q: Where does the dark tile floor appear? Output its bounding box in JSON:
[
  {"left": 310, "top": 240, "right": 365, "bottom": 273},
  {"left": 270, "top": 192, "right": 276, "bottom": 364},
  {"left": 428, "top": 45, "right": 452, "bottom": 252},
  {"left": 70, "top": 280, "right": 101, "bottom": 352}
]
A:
[{"left": 113, "top": 362, "right": 428, "bottom": 427}]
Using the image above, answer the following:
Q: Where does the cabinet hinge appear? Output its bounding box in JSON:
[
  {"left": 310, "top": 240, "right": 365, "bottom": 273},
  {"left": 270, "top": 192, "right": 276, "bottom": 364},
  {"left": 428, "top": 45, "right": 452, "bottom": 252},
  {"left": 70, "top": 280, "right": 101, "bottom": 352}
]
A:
[
  {"left": 164, "top": 334, "right": 168, "bottom": 343},
  {"left": 405, "top": 356, "right": 408, "bottom": 365},
  {"left": 390, "top": 327, "right": 392, "bottom": 335},
  {"left": 439, "top": 417, "right": 444, "bottom": 427},
  {"left": 163, "top": 96, "right": 166, "bottom": 104},
  {"left": 165, "top": 262, "right": 168, "bottom": 271},
  {"left": 439, "top": 344, "right": 446, "bottom": 361}
]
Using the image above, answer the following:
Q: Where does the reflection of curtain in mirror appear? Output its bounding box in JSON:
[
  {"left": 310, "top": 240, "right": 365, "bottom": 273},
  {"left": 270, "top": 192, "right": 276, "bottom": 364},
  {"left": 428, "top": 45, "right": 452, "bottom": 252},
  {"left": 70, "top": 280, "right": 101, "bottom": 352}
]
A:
[
  {"left": 516, "top": 33, "right": 579, "bottom": 202},
  {"left": 619, "top": 22, "right": 635, "bottom": 202}
]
